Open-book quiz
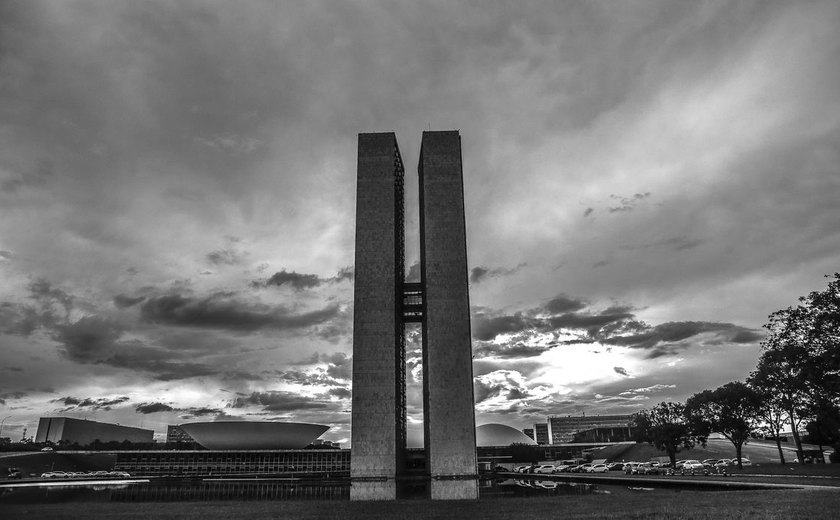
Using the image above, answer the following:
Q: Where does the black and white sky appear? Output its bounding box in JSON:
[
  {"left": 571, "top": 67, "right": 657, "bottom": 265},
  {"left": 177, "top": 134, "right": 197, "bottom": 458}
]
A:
[{"left": 1, "top": 0, "right": 839, "bottom": 445}]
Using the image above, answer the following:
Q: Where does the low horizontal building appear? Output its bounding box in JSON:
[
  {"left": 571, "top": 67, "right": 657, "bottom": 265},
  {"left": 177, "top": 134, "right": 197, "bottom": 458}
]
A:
[
  {"left": 35, "top": 417, "right": 153, "bottom": 446},
  {"left": 114, "top": 449, "right": 350, "bottom": 478}
]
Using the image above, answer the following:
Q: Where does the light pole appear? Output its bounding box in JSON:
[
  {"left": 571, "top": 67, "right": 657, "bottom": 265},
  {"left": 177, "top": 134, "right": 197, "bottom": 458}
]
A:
[{"left": 0, "top": 416, "right": 10, "bottom": 440}]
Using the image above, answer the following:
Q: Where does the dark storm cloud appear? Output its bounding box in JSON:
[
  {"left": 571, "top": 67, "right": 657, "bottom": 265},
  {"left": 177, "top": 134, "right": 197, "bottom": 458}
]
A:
[
  {"left": 469, "top": 263, "right": 526, "bottom": 284},
  {"left": 472, "top": 294, "right": 762, "bottom": 361},
  {"left": 599, "top": 321, "right": 761, "bottom": 351},
  {"left": 328, "top": 387, "right": 351, "bottom": 399},
  {"left": 179, "top": 407, "right": 225, "bottom": 419},
  {"left": 548, "top": 309, "right": 635, "bottom": 337},
  {"left": 113, "top": 294, "right": 146, "bottom": 308},
  {"left": 544, "top": 294, "right": 587, "bottom": 314},
  {"left": 135, "top": 402, "right": 174, "bottom": 414},
  {"left": 53, "top": 395, "right": 130, "bottom": 411},
  {"left": 473, "top": 342, "right": 550, "bottom": 359},
  {"left": 54, "top": 318, "right": 221, "bottom": 381},
  {"left": 140, "top": 293, "right": 338, "bottom": 331},
  {"left": 470, "top": 267, "right": 489, "bottom": 283},
  {"left": 252, "top": 267, "right": 355, "bottom": 290},
  {"left": 614, "top": 367, "right": 629, "bottom": 376},
  {"left": 472, "top": 312, "right": 535, "bottom": 341},
  {"left": 55, "top": 316, "right": 123, "bottom": 363},
  {"left": 263, "top": 270, "right": 321, "bottom": 290},
  {"left": 233, "top": 391, "right": 332, "bottom": 412}
]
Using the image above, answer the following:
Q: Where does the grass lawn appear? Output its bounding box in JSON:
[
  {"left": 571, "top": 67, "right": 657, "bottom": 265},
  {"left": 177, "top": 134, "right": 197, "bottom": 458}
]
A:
[{"left": 2, "top": 488, "right": 839, "bottom": 519}]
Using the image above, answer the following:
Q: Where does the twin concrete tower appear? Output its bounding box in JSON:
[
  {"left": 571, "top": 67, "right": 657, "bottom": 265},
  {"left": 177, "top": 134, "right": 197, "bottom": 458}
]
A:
[{"left": 350, "top": 131, "right": 478, "bottom": 500}]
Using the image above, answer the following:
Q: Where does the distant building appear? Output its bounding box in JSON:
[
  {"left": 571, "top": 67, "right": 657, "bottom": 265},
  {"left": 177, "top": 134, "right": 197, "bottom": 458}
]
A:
[
  {"left": 166, "top": 425, "right": 196, "bottom": 444},
  {"left": 548, "top": 415, "right": 632, "bottom": 444},
  {"left": 35, "top": 417, "right": 153, "bottom": 446},
  {"left": 534, "top": 423, "right": 550, "bottom": 445},
  {"left": 523, "top": 428, "right": 534, "bottom": 441},
  {"left": 312, "top": 439, "right": 341, "bottom": 449}
]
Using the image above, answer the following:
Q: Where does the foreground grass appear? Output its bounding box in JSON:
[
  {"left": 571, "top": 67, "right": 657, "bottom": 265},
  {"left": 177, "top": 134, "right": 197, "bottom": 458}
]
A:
[{"left": 2, "top": 488, "right": 839, "bottom": 519}]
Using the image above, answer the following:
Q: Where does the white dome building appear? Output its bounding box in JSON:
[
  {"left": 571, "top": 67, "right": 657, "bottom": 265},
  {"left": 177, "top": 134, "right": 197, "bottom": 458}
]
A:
[
  {"left": 179, "top": 421, "right": 329, "bottom": 450},
  {"left": 475, "top": 423, "right": 537, "bottom": 447}
]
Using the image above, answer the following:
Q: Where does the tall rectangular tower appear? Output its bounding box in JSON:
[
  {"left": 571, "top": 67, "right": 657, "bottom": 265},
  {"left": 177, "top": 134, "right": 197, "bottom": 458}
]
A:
[
  {"left": 419, "top": 131, "right": 478, "bottom": 498},
  {"left": 350, "top": 133, "right": 406, "bottom": 492},
  {"left": 351, "top": 130, "right": 476, "bottom": 500}
]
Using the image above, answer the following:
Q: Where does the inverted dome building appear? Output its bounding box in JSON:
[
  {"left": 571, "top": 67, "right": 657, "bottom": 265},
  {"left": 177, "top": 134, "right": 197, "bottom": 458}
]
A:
[{"left": 178, "top": 421, "right": 329, "bottom": 450}]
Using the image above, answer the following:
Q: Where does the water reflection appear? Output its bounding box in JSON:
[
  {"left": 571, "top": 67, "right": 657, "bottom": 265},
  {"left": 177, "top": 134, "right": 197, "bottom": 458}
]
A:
[
  {"left": 480, "top": 478, "right": 594, "bottom": 498},
  {"left": 1, "top": 477, "right": 592, "bottom": 503}
]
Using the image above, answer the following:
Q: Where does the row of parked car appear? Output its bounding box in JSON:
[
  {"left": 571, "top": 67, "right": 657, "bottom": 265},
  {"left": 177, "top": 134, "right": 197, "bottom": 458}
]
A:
[
  {"left": 40, "top": 470, "right": 132, "bottom": 479},
  {"left": 510, "top": 457, "right": 751, "bottom": 475}
]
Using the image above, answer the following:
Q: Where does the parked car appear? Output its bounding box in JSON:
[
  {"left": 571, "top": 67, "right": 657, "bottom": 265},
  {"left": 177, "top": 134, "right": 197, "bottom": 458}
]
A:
[
  {"left": 623, "top": 462, "right": 640, "bottom": 474},
  {"left": 715, "top": 459, "right": 732, "bottom": 467},
  {"left": 682, "top": 460, "right": 705, "bottom": 471},
  {"left": 674, "top": 460, "right": 687, "bottom": 469},
  {"left": 588, "top": 464, "right": 609, "bottom": 473},
  {"left": 632, "top": 462, "right": 659, "bottom": 475},
  {"left": 702, "top": 459, "right": 718, "bottom": 468},
  {"left": 732, "top": 457, "right": 752, "bottom": 466},
  {"left": 572, "top": 463, "right": 593, "bottom": 473},
  {"left": 533, "top": 464, "right": 556, "bottom": 474},
  {"left": 606, "top": 462, "right": 624, "bottom": 471},
  {"left": 553, "top": 464, "right": 571, "bottom": 473},
  {"left": 40, "top": 446, "right": 54, "bottom": 452}
]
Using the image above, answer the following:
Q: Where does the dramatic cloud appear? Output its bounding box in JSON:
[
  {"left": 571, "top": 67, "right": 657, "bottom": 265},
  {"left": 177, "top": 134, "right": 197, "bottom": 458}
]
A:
[
  {"left": 232, "top": 391, "right": 333, "bottom": 412},
  {"left": 0, "top": 0, "right": 836, "bottom": 440},
  {"left": 470, "top": 263, "right": 526, "bottom": 284},
  {"left": 252, "top": 268, "right": 355, "bottom": 290},
  {"left": 55, "top": 316, "right": 124, "bottom": 363},
  {"left": 53, "top": 395, "right": 130, "bottom": 411},
  {"left": 135, "top": 402, "right": 175, "bottom": 414},
  {"left": 140, "top": 293, "right": 339, "bottom": 331},
  {"left": 262, "top": 270, "right": 321, "bottom": 290}
]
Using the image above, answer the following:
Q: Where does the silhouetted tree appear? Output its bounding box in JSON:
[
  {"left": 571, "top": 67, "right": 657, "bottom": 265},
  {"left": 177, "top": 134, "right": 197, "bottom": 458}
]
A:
[
  {"left": 686, "top": 382, "right": 762, "bottom": 469},
  {"left": 507, "top": 443, "right": 540, "bottom": 464},
  {"left": 804, "top": 399, "right": 840, "bottom": 454},
  {"left": 752, "top": 306, "right": 816, "bottom": 462},
  {"left": 631, "top": 402, "right": 702, "bottom": 468},
  {"left": 749, "top": 380, "right": 790, "bottom": 464}
]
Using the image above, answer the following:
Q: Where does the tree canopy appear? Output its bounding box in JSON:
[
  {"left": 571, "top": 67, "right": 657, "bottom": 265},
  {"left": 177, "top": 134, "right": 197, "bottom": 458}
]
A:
[{"left": 630, "top": 401, "right": 701, "bottom": 467}]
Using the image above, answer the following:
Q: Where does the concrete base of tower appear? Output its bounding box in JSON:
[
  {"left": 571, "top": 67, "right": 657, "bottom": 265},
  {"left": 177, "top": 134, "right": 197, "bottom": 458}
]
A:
[
  {"left": 350, "top": 479, "right": 397, "bottom": 501},
  {"left": 430, "top": 477, "right": 479, "bottom": 500}
]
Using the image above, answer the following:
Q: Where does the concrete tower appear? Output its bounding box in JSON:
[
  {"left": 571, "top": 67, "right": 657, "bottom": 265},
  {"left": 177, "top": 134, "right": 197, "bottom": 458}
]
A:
[
  {"left": 350, "top": 133, "right": 406, "bottom": 498},
  {"left": 350, "top": 131, "right": 477, "bottom": 500},
  {"left": 419, "top": 131, "right": 478, "bottom": 499}
]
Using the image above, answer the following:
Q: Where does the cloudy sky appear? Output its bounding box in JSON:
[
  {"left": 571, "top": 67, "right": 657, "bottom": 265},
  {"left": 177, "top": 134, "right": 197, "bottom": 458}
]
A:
[{"left": 1, "top": 0, "right": 838, "bottom": 446}]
